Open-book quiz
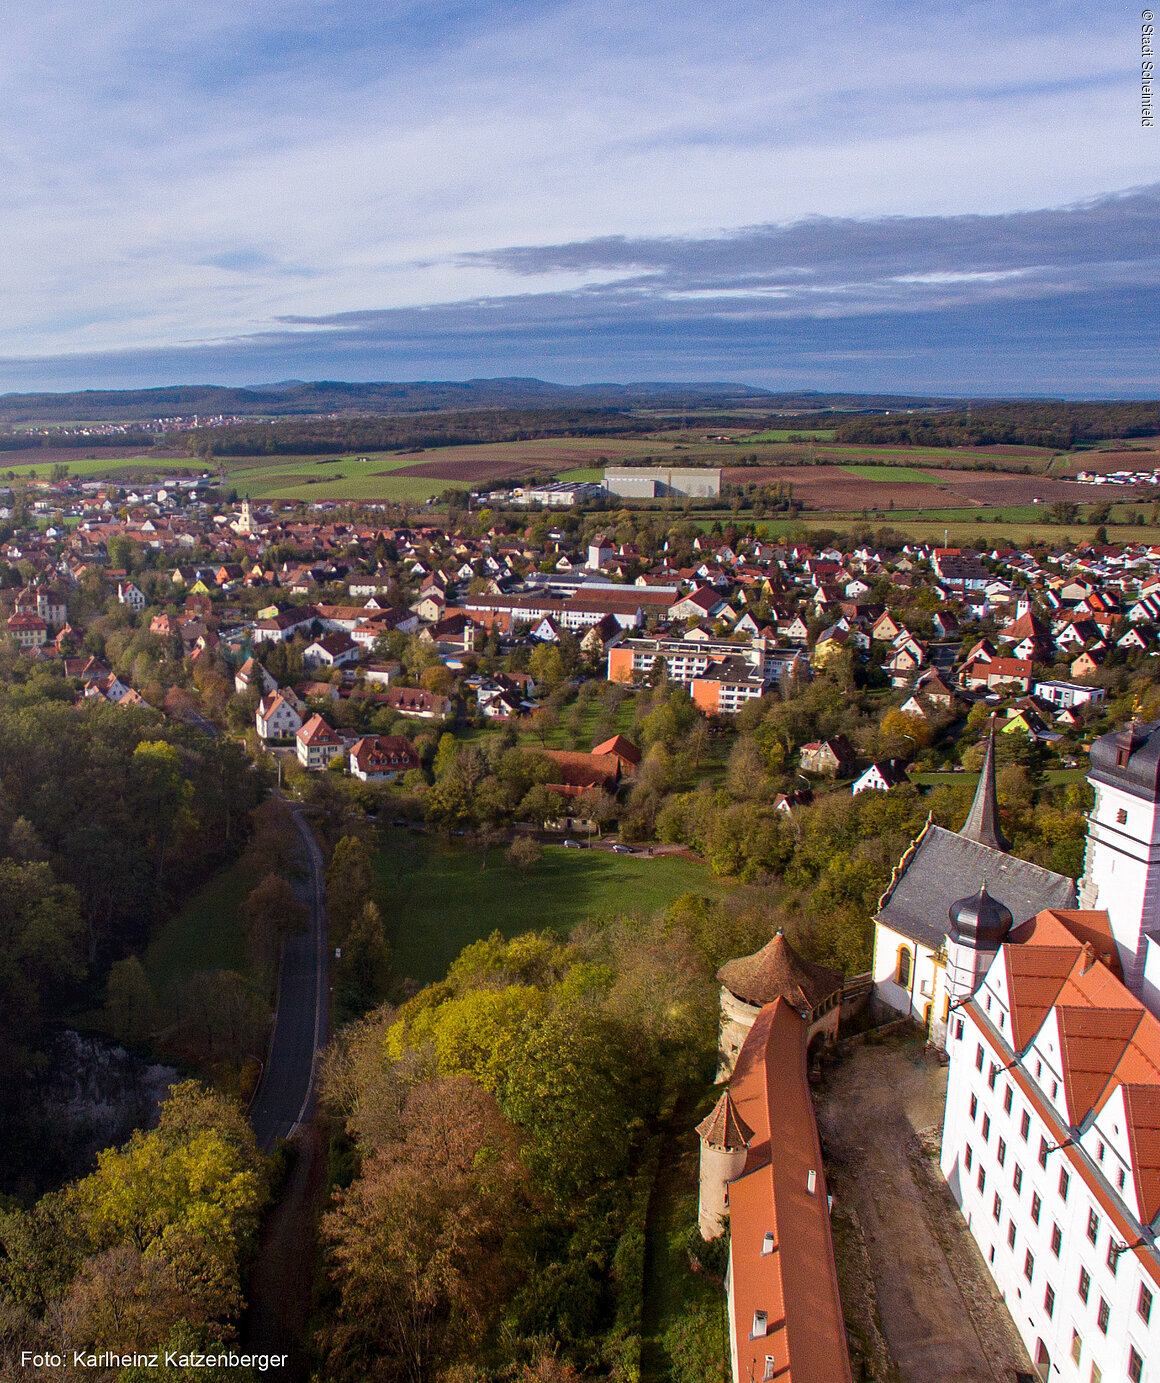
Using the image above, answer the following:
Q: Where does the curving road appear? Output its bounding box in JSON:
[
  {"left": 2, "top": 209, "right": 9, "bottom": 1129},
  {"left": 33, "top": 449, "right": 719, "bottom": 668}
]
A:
[{"left": 249, "top": 800, "right": 329, "bottom": 1153}]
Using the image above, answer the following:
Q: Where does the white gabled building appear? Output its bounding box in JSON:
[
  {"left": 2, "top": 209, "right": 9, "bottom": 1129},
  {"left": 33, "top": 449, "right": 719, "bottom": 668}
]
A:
[
  {"left": 255, "top": 691, "right": 303, "bottom": 741},
  {"left": 941, "top": 899, "right": 1160, "bottom": 1383},
  {"left": 890, "top": 716, "right": 1160, "bottom": 1383}
]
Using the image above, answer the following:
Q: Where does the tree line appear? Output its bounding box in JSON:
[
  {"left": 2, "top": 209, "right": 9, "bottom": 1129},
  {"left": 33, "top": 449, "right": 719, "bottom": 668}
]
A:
[{"left": 834, "top": 401, "right": 1160, "bottom": 449}]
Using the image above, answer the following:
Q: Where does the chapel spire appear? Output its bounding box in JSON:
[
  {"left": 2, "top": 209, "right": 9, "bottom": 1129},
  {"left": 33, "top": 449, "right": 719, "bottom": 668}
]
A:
[{"left": 959, "top": 720, "right": 1009, "bottom": 852}]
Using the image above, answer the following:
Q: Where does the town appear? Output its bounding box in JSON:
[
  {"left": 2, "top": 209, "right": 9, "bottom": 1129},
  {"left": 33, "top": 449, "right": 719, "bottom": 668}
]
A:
[{"left": 5, "top": 440, "right": 1160, "bottom": 1379}]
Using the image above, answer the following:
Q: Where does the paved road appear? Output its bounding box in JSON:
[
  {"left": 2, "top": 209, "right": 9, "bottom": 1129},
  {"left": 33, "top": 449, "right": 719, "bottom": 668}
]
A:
[{"left": 249, "top": 803, "right": 329, "bottom": 1152}]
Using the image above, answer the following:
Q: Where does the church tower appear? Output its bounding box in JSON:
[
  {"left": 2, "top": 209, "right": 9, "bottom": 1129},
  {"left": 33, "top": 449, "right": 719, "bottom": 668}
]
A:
[
  {"left": 237, "top": 497, "right": 253, "bottom": 536},
  {"left": 958, "top": 722, "right": 1009, "bottom": 851},
  {"left": 1080, "top": 720, "right": 1160, "bottom": 997}
]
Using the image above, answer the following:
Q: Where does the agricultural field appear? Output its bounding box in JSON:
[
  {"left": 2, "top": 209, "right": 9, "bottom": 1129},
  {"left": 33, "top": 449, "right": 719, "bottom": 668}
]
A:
[
  {"left": 0, "top": 451, "right": 201, "bottom": 480},
  {"left": 839, "top": 464, "right": 944, "bottom": 483},
  {"left": 723, "top": 463, "right": 1097, "bottom": 512}
]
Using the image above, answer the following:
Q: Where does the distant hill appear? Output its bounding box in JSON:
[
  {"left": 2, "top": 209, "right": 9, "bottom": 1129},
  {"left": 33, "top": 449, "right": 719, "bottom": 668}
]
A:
[{"left": 0, "top": 379, "right": 954, "bottom": 426}]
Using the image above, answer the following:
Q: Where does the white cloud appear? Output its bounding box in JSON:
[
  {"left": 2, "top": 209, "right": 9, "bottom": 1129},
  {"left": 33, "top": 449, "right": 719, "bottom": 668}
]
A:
[{"left": 0, "top": 0, "right": 1150, "bottom": 367}]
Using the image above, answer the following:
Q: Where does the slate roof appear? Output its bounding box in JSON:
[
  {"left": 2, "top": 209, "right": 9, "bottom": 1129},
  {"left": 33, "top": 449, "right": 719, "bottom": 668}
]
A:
[{"left": 875, "top": 823, "right": 1076, "bottom": 951}]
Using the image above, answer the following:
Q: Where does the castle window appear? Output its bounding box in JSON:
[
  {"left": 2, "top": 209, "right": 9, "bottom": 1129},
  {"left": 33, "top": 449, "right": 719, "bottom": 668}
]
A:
[
  {"left": 998, "top": 1138, "right": 1007, "bottom": 1167},
  {"left": 1128, "top": 1348, "right": 1144, "bottom": 1383},
  {"left": 1004, "top": 1087, "right": 1013, "bottom": 1114},
  {"left": 1139, "top": 1283, "right": 1153, "bottom": 1325},
  {"left": 983, "top": 1114, "right": 991, "bottom": 1141},
  {"left": 1079, "top": 1266, "right": 1091, "bottom": 1303},
  {"left": 1014, "top": 1165, "right": 1023, "bottom": 1193},
  {"left": 1022, "top": 1111, "right": 1031, "bottom": 1140},
  {"left": 1097, "top": 1298, "right": 1110, "bottom": 1334},
  {"left": 895, "top": 946, "right": 912, "bottom": 987},
  {"left": 1008, "top": 1220, "right": 1017, "bottom": 1248},
  {"left": 1087, "top": 1210, "right": 1099, "bottom": 1244},
  {"left": 1051, "top": 1224, "right": 1062, "bottom": 1256}
]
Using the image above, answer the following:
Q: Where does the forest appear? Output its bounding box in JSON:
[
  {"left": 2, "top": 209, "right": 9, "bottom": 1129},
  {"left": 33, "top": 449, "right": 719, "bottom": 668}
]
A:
[
  {"left": 833, "top": 400, "right": 1160, "bottom": 449},
  {"left": 0, "top": 679, "right": 264, "bottom": 1193},
  {"left": 179, "top": 410, "right": 657, "bottom": 458}
]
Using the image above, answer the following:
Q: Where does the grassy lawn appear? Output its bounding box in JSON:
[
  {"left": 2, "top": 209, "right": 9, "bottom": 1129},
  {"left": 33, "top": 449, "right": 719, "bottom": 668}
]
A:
[
  {"left": 143, "top": 860, "right": 252, "bottom": 997},
  {"left": 376, "top": 835, "right": 734, "bottom": 985}
]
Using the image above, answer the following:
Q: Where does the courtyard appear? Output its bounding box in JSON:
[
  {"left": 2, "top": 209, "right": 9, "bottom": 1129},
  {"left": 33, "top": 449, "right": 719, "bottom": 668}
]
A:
[{"left": 817, "top": 1035, "right": 1034, "bottom": 1383}]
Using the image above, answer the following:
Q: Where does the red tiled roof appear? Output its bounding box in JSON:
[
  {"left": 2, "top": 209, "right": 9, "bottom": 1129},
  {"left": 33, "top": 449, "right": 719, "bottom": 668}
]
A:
[{"left": 726, "top": 1000, "right": 852, "bottom": 1383}]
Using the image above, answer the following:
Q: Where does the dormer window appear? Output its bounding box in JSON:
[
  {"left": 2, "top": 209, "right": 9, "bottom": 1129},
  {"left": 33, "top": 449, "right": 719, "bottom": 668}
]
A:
[
  {"left": 762, "top": 1232, "right": 775, "bottom": 1256},
  {"left": 752, "top": 1310, "right": 768, "bottom": 1339}
]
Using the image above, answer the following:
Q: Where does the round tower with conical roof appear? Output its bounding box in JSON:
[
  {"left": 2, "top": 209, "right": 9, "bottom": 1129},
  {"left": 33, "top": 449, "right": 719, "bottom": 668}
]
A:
[
  {"left": 715, "top": 930, "right": 844, "bottom": 1079},
  {"left": 944, "top": 883, "right": 1013, "bottom": 1001},
  {"left": 696, "top": 1090, "right": 753, "bottom": 1240}
]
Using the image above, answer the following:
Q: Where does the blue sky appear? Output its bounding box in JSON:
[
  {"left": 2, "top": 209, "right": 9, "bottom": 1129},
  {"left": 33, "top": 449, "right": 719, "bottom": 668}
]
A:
[{"left": 1, "top": 0, "right": 1156, "bottom": 394}]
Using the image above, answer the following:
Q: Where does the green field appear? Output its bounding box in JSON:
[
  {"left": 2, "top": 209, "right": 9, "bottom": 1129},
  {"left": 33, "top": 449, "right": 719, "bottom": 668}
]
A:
[
  {"left": 0, "top": 455, "right": 204, "bottom": 480},
  {"left": 736, "top": 429, "right": 837, "bottom": 443},
  {"left": 556, "top": 467, "right": 605, "bottom": 482},
  {"left": 376, "top": 836, "right": 734, "bottom": 985},
  {"left": 143, "top": 860, "right": 251, "bottom": 996},
  {"left": 840, "top": 464, "right": 943, "bottom": 484}
]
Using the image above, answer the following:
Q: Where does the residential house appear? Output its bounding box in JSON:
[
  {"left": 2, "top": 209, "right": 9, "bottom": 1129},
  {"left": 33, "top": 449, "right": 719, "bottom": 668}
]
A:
[
  {"left": 256, "top": 692, "right": 304, "bottom": 741},
  {"left": 851, "top": 759, "right": 910, "bottom": 795},
  {"left": 296, "top": 714, "right": 345, "bottom": 769},
  {"left": 348, "top": 734, "right": 421, "bottom": 781},
  {"left": 799, "top": 736, "right": 855, "bottom": 777}
]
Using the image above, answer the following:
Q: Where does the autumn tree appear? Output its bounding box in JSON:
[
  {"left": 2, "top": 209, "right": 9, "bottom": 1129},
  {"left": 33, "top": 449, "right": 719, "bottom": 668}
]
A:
[{"left": 506, "top": 835, "right": 543, "bottom": 879}]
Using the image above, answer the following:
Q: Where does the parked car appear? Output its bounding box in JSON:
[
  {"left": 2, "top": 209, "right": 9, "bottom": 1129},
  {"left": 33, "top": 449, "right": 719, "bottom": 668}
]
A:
[
  {"left": 610, "top": 843, "right": 633, "bottom": 854},
  {"left": 563, "top": 838, "right": 583, "bottom": 849}
]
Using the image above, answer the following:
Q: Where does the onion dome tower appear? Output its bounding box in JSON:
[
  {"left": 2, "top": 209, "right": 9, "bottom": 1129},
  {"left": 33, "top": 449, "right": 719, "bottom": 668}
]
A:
[
  {"left": 945, "top": 883, "right": 1014, "bottom": 1001},
  {"left": 696, "top": 1090, "right": 754, "bottom": 1240}
]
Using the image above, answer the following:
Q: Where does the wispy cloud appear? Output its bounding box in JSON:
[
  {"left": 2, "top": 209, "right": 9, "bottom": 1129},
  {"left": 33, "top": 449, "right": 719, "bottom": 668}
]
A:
[{"left": 0, "top": 0, "right": 1150, "bottom": 389}]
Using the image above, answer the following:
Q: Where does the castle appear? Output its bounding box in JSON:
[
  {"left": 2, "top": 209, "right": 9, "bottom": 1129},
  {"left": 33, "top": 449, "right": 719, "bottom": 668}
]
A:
[{"left": 699, "top": 719, "right": 1160, "bottom": 1383}]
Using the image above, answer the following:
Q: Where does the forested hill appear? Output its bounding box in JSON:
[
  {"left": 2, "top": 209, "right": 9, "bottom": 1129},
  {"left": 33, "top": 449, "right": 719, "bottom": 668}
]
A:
[
  {"left": 835, "top": 400, "right": 1160, "bottom": 449},
  {"left": 0, "top": 380, "right": 950, "bottom": 425}
]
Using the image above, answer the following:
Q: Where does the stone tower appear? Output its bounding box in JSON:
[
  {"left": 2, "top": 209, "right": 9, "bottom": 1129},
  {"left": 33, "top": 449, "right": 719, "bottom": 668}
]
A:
[
  {"left": 1080, "top": 719, "right": 1160, "bottom": 997},
  {"left": 695, "top": 1090, "right": 753, "bottom": 1240},
  {"left": 714, "top": 931, "right": 843, "bottom": 1080}
]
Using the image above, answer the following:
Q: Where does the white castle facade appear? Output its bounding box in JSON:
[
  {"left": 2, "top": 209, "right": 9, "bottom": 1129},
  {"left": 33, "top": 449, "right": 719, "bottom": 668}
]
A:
[{"left": 872, "top": 720, "right": 1160, "bottom": 1382}]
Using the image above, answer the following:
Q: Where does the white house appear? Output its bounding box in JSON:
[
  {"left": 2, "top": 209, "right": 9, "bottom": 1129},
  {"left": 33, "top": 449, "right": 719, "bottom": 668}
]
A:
[
  {"left": 117, "top": 582, "right": 146, "bottom": 612},
  {"left": 255, "top": 692, "right": 303, "bottom": 741}
]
